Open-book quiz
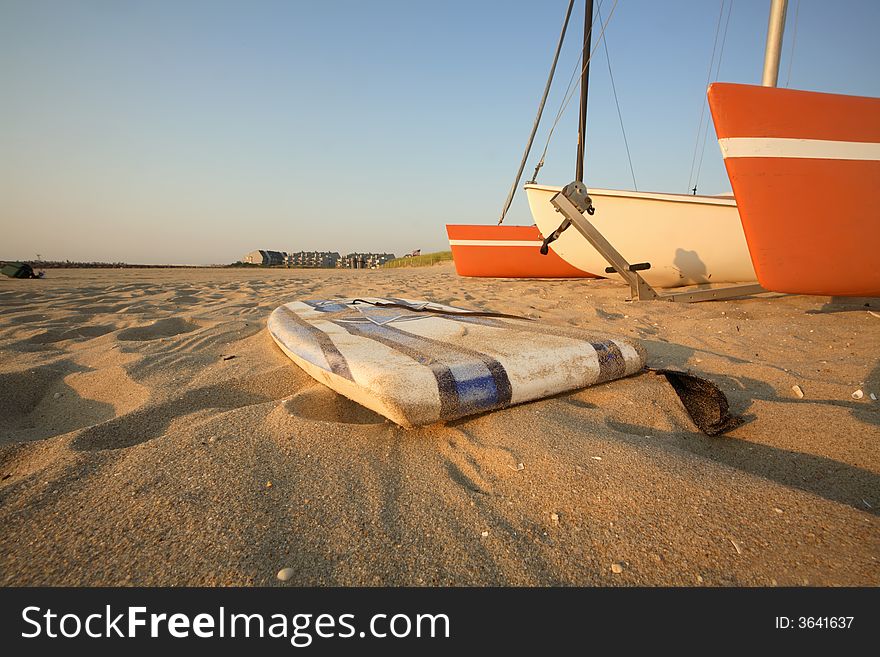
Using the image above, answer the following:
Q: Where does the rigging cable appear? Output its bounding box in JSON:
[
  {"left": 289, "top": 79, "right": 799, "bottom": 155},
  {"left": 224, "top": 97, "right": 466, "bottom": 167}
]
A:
[
  {"left": 784, "top": 0, "right": 800, "bottom": 87},
  {"left": 529, "top": 15, "right": 592, "bottom": 183},
  {"left": 596, "top": 2, "right": 637, "bottom": 190},
  {"left": 498, "top": 0, "right": 576, "bottom": 225},
  {"left": 529, "top": 0, "right": 605, "bottom": 184},
  {"left": 530, "top": 0, "right": 620, "bottom": 184},
  {"left": 693, "top": 0, "right": 733, "bottom": 194},
  {"left": 686, "top": 0, "right": 726, "bottom": 194}
]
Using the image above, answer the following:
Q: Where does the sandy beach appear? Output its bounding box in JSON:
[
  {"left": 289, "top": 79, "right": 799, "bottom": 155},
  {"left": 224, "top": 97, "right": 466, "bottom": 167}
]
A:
[{"left": 0, "top": 264, "right": 877, "bottom": 586}]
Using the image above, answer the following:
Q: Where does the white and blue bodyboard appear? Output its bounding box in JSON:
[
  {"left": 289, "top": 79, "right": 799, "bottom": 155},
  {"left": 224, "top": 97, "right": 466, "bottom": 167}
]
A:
[{"left": 268, "top": 298, "right": 644, "bottom": 427}]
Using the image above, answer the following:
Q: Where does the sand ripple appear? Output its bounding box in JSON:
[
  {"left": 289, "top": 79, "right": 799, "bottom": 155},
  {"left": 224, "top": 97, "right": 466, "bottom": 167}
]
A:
[{"left": 0, "top": 266, "right": 877, "bottom": 586}]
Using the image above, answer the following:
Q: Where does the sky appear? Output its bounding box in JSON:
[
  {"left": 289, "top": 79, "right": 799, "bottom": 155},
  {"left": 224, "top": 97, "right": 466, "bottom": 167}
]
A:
[{"left": 1, "top": 0, "right": 878, "bottom": 265}]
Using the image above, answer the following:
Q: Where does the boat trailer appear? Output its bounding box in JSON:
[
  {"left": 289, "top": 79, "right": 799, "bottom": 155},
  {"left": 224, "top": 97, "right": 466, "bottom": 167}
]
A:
[{"left": 544, "top": 181, "right": 767, "bottom": 303}]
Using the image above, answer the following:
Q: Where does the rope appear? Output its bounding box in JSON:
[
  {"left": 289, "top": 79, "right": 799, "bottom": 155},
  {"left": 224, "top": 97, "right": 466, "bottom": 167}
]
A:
[
  {"left": 349, "top": 299, "right": 532, "bottom": 322},
  {"left": 529, "top": 27, "right": 587, "bottom": 182},
  {"left": 596, "top": 3, "right": 636, "bottom": 190},
  {"left": 531, "top": 0, "right": 620, "bottom": 183},
  {"left": 529, "top": 1, "right": 601, "bottom": 184},
  {"left": 693, "top": 0, "right": 733, "bottom": 193},
  {"left": 686, "top": 0, "right": 726, "bottom": 194},
  {"left": 498, "top": 0, "right": 575, "bottom": 225},
  {"left": 784, "top": 0, "right": 800, "bottom": 87}
]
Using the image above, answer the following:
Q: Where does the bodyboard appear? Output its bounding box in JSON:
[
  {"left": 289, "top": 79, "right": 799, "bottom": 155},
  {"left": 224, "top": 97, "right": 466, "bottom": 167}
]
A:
[{"left": 268, "top": 298, "right": 644, "bottom": 427}]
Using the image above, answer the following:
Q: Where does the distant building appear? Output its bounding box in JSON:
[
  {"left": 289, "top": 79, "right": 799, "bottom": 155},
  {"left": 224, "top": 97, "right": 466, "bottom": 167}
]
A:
[
  {"left": 339, "top": 252, "right": 396, "bottom": 269},
  {"left": 286, "top": 251, "right": 340, "bottom": 268},
  {"left": 241, "top": 250, "right": 287, "bottom": 266},
  {"left": 242, "top": 249, "right": 394, "bottom": 268}
]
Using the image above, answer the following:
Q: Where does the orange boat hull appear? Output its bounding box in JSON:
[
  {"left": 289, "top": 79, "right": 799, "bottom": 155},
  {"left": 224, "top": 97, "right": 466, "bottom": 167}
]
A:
[
  {"left": 446, "top": 224, "right": 595, "bottom": 278},
  {"left": 708, "top": 82, "right": 880, "bottom": 297}
]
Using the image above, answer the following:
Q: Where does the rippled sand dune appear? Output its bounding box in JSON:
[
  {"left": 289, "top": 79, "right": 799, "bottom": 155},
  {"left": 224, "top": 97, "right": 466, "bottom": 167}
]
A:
[{"left": 0, "top": 265, "right": 877, "bottom": 585}]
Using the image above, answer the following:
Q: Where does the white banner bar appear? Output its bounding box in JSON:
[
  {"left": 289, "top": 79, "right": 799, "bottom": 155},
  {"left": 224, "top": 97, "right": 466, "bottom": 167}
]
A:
[
  {"left": 448, "top": 240, "right": 544, "bottom": 247},
  {"left": 718, "top": 137, "right": 880, "bottom": 161}
]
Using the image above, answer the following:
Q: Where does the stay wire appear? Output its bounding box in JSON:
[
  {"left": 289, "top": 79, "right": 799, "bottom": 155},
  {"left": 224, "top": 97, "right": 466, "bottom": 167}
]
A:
[
  {"left": 531, "top": 0, "right": 620, "bottom": 183},
  {"left": 784, "top": 0, "right": 800, "bottom": 87},
  {"left": 686, "top": 0, "right": 726, "bottom": 194},
  {"left": 498, "top": 0, "right": 576, "bottom": 224},
  {"left": 693, "top": 0, "right": 733, "bottom": 193},
  {"left": 596, "top": 2, "right": 637, "bottom": 190}
]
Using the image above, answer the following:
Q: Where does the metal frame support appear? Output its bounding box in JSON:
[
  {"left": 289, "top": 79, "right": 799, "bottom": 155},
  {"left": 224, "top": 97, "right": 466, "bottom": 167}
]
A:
[{"left": 549, "top": 182, "right": 767, "bottom": 303}]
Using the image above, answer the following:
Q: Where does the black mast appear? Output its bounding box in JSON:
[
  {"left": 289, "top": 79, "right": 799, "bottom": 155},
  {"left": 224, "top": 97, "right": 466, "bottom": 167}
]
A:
[{"left": 576, "top": 0, "right": 593, "bottom": 183}]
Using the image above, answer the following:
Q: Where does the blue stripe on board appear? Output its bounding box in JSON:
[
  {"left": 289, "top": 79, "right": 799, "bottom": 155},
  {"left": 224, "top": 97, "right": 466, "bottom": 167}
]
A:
[
  {"left": 358, "top": 318, "right": 510, "bottom": 410},
  {"left": 367, "top": 323, "right": 501, "bottom": 411},
  {"left": 333, "top": 320, "right": 459, "bottom": 420},
  {"left": 331, "top": 319, "right": 506, "bottom": 420},
  {"left": 447, "top": 363, "right": 500, "bottom": 413},
  {"left": 274, "top": 307, "right": 354, "bottom": 381},
  {"left": 591, "top": 341, "right": 625, "bottom": 382}
]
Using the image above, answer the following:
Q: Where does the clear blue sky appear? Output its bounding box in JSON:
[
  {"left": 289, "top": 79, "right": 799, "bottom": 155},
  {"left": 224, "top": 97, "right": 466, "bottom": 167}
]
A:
[{"left": 2, "top": 0, "right": 878, "bottom": 264}]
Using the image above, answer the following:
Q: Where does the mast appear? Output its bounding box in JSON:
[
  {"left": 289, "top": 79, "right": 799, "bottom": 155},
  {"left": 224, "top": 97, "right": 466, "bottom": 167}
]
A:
[
  {"left": 576, "top": 0, "right": 594, "bottom": 182},
  {"left": 761, "top": 0, "right": 788, "bottom": 87}
]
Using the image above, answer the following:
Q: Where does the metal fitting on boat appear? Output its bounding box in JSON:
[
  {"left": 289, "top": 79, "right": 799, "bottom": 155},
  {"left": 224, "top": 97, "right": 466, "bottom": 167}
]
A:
[{"left": 561, "top": 181, "right": 594, "bottom": 216}]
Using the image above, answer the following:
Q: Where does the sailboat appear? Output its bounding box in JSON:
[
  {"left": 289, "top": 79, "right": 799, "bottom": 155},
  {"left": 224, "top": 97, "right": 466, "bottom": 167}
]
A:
[
  {"left": 523, "top": 0, "right": 758, "bottom": 289},
  {"left": 446, "top": 223, "right": 594, "bottom": 277},
  {"left": 707, "top": 0, "right": 880, "bottom": 297},
  {"left": 525, "top": 185, "right": 755, "bottom": 287}
]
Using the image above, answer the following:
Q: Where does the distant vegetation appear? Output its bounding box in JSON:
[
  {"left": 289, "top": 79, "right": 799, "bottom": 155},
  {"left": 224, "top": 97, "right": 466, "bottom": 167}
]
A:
[
  {"left": 12, "top": 260, "right": 195, "bottom": 269},
  {"left": 382, "top": 251, "right": 453, "bottom": 268}
]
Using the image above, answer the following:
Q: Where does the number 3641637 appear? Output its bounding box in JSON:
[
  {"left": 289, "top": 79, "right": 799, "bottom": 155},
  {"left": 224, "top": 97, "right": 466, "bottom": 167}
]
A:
[{"left": 775, "top": 617, "right": 854, "bottom": 629}]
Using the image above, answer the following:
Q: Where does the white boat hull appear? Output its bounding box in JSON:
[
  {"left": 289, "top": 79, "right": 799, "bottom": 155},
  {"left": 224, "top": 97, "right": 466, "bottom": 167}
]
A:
[{"left": 525, "top": 184, "right": 757, "bottom": 288}]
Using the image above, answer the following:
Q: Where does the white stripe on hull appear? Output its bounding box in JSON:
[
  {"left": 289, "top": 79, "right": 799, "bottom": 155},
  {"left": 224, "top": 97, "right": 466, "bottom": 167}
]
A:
[
  {"left": 718, "top": 137, "right": 880, "bottom": 160},
  {"left": 448, "top": 239, "right": 544, "bottom": 247}
]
